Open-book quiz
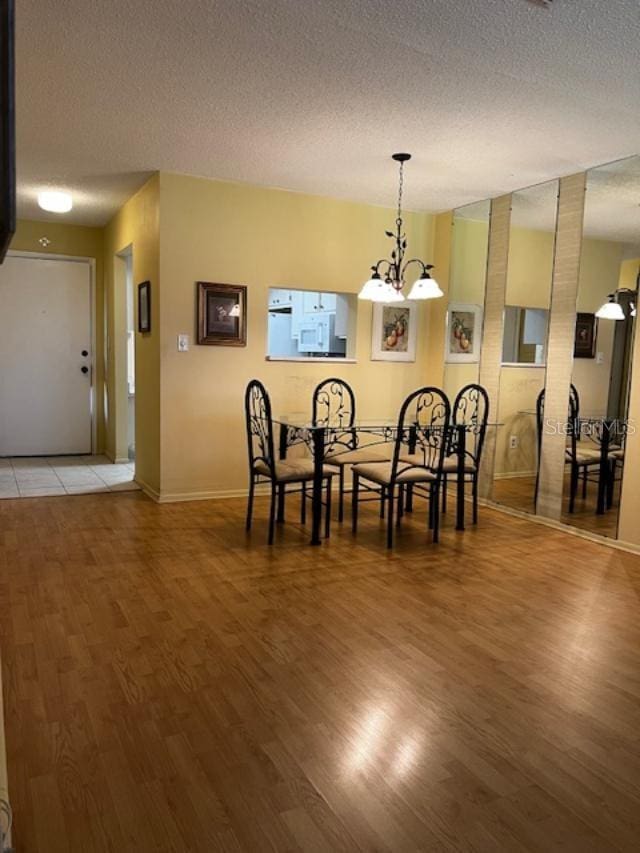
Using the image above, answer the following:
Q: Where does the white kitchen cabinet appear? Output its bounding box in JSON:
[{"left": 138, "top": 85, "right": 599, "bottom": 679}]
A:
[
  {"left": 268, "top": 288, "right": 293, "bottom": 310},
  {"left": 302, "top": 291, "right": 337, "bottom": 313}
]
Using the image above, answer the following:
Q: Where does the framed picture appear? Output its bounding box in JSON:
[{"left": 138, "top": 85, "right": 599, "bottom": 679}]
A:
[
  {"left": 574, "top": 312, "right": 597, "bottom": 358},
  {"left": 371, "top": 301, "right": 418, "bottom": 362},
  {"left": 445, "top": 303, "right": 483, "bottom": 363},
  {"left": 197, "top": 281, "right": 247, "bottom": 346},
  {"left": 137, "top": 281, "right": 151, "bottom": 333}
]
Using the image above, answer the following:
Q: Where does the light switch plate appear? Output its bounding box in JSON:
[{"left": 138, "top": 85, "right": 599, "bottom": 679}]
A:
[
  {"left": 596, "top": 351, "right": 604, "bottom": 364},
  {"left": 177, "top": 334, "right": 189, "bottom": 352}
]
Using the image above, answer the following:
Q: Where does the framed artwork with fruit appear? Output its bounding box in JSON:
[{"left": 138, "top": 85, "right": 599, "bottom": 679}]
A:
[
  {"left": 445, "top": 303, "right": 483, "bottom": 363},
  {"left": 371, "top": 301, "right": 418, "bottom": 362}
]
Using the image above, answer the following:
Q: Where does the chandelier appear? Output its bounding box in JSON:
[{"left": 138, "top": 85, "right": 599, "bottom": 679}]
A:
[{"left": 359, "top": 153, "right": 443, "bottom": 303}]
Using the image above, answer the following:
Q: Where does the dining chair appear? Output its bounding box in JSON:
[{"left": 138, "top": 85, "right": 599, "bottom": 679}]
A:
[
  {"left": 312, "top": 378, "right": 385, "bottom": 522},
  {"left": 440, "top": 383, "right": 489, "bottom": 524},
  {"left": 245, "top": 379, "right": 334, "bottom": 544},
  {"left": 351, "top": 386, "right": 450, "bottom": 548}
]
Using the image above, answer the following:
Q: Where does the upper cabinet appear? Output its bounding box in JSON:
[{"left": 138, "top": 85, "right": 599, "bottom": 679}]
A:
[{"left": 302, "top": 291, "right": 337, "bottom": 314}]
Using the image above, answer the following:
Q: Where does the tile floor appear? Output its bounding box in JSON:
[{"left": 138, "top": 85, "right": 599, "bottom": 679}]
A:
[{"left": 0, "top": 455, "right": 139, "bottom": 498}]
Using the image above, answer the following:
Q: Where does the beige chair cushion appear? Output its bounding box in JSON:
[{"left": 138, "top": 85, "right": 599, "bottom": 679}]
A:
[
  {"left": 566, "top": 450, "right": 601, "bottom": 466},
  {"left": 325, "top": 446, "right": 387, "bottom": 467},
  {"left": 611, "top": 449, "right": 624, "bottom": 460},
  {"left": 441, "top": 455, "right": 476, "bottom": 474},
  {"left": 353, "top": 461, "right": 437, "bottom": 486},
  {"left": 254, "top": 459, "right": 334, "bottom": 483}
]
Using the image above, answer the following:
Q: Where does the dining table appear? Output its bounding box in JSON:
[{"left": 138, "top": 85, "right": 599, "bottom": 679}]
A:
[{"left": 274, "top": 414, "right": 472, "bottom": 545}]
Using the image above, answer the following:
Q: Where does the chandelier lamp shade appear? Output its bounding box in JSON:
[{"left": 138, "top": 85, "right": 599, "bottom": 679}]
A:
[
  {"left": 595, "top": 289, "right": 636, "bottom": 321},
  {"left": 359, "top": 153, "right": 443, "bottom": 303}
]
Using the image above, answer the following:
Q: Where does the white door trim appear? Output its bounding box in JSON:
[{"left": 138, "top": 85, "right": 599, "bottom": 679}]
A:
[{"left": 5, "top": 250, "right": 97, "bottom": 454}]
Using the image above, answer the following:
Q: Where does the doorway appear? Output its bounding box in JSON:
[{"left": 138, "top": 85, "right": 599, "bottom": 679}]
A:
[{"left": 0, "top": 253, "right": 94, "bottom": 455}]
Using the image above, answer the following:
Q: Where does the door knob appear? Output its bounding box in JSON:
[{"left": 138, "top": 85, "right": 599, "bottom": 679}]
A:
[
  {"left": 81, "top": 350, "right": 88, "bottom": 357},
  {"left": 81, "top": 366, "right": 89, "bottom": 374}
]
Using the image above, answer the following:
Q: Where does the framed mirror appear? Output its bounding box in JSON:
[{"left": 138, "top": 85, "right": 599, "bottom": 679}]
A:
[
  {"left": 561, "top": 155, "right": 640, "bottom": 538},
  {"left": 492, "top": 179, "right": 558, "bottom": 514}
]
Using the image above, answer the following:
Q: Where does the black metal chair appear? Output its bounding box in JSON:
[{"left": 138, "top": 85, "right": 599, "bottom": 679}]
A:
[
  {"left": 534, "top": 387, "right": 600, "bottom": 512},
  {"left": 440, "top": 384, "right": 489, "bottom": 524},
  {"left": 351, "top": 387, "right": 450, "bottom": 548},
  {"left": 312, "top": 378, "right": 385, "bottom": 522},
  {"left": 245, "top": 379, "right": 334, "bottom": 544}
]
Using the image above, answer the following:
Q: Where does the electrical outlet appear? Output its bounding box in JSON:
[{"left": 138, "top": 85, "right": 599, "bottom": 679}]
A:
[
  {"left": 177, "top": 334, "right": 189, "bottom": 352},
  {"left": 509, "top": 435, "right": 518, "bottom": 450}
]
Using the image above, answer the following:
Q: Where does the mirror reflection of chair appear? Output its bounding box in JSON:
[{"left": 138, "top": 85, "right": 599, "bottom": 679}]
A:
[
  {"left": 440, "top": 383, "right": 489, "bottom": 524},
  {"left": 352, "top": 387, "right": 450, "bottom": 548},
  {"left": 312, "top": 378, "right": 385, "bottom": 522},
  {"left": 245, "top": 379, "right": 334, "bottom": 544},
  {"left": 535, "top": 386, "right": 602, "bottom": 512}
]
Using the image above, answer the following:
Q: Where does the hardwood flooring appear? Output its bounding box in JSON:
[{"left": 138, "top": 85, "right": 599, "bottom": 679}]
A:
[
  {"left": 492, "top": 474, "right": 621, "bottom": 538},
  {"left": 1, "top": 490, "right": 640, "bottom": 851}
]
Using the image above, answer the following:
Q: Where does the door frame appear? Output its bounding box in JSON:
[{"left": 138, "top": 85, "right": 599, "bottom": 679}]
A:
[{"left": 5, "top": 250, "right": 97, "bottom": 454}]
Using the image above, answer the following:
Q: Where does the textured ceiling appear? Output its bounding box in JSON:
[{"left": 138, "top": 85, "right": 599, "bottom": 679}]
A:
[{"left": 15, "top": 0, "right": 640, "bottom": 226}]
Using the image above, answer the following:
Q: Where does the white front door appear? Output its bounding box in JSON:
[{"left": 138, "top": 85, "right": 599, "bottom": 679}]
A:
[{"left": 0, "top": 255, "right": 92, "bottom": 456}]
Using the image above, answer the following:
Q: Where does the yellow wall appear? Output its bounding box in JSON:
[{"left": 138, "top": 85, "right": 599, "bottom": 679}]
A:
[
  {"left": 157, "top": 172, "right": 434, "bottom": 498},
  {"left": 103, "top": 175, "right": 160, "bottom": 492},
  {"left": 9, "top": 219, "right": 106, "bottom": 450},
  {"left": 442, "top": 216, "right": 489, "bottom": 401},
  {"left": 506, "top": 226, "right": 554, "bottom": 308},
  {"left": 572, "top": 238, "right": 624, "bottom": 417}
]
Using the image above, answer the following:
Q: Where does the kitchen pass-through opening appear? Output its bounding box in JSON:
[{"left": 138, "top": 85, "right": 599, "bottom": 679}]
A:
[{"left": 266, "top": 288, "right": 357, "bottom": 361}]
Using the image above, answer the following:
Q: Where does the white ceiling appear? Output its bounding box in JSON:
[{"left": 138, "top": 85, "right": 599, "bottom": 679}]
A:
[{"left": 15, "top": 0, "right": 640, "bottom": 227}]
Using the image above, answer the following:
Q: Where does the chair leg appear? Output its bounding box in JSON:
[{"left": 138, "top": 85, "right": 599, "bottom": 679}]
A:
[
  {"left": 397, "top": 485, "right": 404, "bottom": 527},
  {"left": 277, "top": 483, "right": 285, "bottom": 523},
  {"left": 301, "top": 480, "right": 306, "bottom": 524},
  {"left": 338, "top": 466, "right": 345, "bottom": 522},
  {"left": 442, "top": 473, "right": 447, "bottom": 514},
  {"left": 246, "top": 476, "right": 255, "bottom": 531},
  {"left": 325, "top": 477, "right": 332, "bottom": 539},
  {"left": 387, "top": 486, "right": 395, "bottom": 549},
  {"left": 569, "top": 465, "right": 578, "bottom": 513},
  {"left": 607, "top": 461, "right": 615, "bottom": 509},
  {"left": 405, "top": 484, "right": 414, "bottom": 513},
  {"left": 472, "top": 474, "right": 479, "bottom": 525},
  {"left": 380, "top": 489, "right": 386, "bottom": 519},
  {"left": 433, "top": 483, "right": 441, "bottom": 543},
  {"left": 428, "top": 483, "right": 435, "bottom": 530},
  {"left": 268, "top": 483, "right": 277, "bottom": 545},
  {"left": 582, "top": 468, "right": 588, "bottom": 499},
  {"left": 352, "top": 473, "right": 360, "bottom": 534}
]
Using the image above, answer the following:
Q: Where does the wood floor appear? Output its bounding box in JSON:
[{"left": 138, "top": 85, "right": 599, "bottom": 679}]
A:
[
  {"left": 492, "top": 474, "right": 621, "bottom": 538},
  {"left": 2, "top": 490, "right": 640, "bottom": 851}
]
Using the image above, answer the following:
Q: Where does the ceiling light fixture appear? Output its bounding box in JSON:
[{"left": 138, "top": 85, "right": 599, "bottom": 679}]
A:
[
  {"left": 38, "top": 190, "right": 73, "bottom": 213},
  {"left": 359, "top": 153, "right": 442, "bottom": 303}
]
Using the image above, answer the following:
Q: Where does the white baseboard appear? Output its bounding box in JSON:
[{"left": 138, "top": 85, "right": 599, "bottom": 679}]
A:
[{"left": 493, "top": 470, "right": 536, "bottom": 480}]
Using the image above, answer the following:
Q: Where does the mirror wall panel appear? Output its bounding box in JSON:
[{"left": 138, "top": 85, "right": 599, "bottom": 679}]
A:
[
  {"left": 443, "top": 200, "right": 490, "bottom": 403},
  {"left": 561, "top": 156, "right": 640, "bottom": 538},
  {"left": 492, "top": 179, "right": 558, "bottom": 513}
]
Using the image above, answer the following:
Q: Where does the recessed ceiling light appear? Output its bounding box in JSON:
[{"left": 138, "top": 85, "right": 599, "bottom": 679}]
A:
[{"left": 38, "top": 191, "right": 73, "bottom": 213}]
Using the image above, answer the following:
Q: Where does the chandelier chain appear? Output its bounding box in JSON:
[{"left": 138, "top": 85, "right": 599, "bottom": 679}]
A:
[{"left": 397, "top": 161, "right": 404, "bottom": 224}]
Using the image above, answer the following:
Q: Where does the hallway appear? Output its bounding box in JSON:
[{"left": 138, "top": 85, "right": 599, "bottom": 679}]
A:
[{"left": 0, "top": 456, "right": 137, "bottom": 498}]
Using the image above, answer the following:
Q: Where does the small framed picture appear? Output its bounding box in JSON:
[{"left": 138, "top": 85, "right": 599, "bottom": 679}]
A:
[
  {"left": 445, "top": 303, "right": 483, "bottom": 363},
  {"left": 197, "top": 281, "right": 247, "bottom": 346},
  {"left": 574, "top": 312, "right": 597, "bottom": 358},
  {"left": 138, "top": 281, "right": 151, "bottom": 333},
  {"left": 371, "top": 301, "right": 418, "bottom": 362}
]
